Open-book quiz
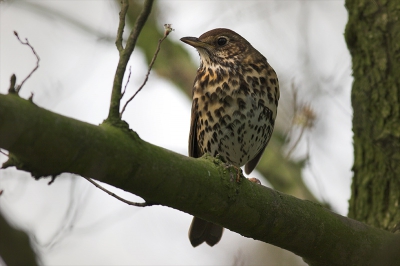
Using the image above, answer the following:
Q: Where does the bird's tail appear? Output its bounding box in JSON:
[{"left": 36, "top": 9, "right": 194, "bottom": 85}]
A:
[{"left": 188, "top": 217, "right": 223, "bottom": 247}]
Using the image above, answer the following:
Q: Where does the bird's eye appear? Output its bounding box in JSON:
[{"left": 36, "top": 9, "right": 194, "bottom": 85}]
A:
[{"left": 217, "top": 37, "right": 228, "bottom": 46}]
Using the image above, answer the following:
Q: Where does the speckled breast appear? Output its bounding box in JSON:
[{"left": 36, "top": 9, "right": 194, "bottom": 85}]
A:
[{"left": 193, "top": 63, "right": 278, "bottom": 167}]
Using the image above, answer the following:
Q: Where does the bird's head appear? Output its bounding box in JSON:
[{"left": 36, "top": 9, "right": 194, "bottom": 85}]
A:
[{"left": 180, "top": 28, "right": 255, "bottom": 66}]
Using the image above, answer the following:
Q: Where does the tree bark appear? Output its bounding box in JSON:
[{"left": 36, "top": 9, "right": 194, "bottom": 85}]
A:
[
  {"left": 345, "top": 0, "right": 400, "bottom": 231},
  {"left": 0, "top": 93, "right": 396, "bottom": 265}
]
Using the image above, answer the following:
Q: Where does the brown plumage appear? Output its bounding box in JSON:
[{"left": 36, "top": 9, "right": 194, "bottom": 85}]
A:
[{"left": 181, "top": 28, "right": 279, "bottom": 247}]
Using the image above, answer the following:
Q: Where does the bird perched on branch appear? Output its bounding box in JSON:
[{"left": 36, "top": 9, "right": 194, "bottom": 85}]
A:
[{"left": 180, "top": 28, "right": 280, "bottom": 247}]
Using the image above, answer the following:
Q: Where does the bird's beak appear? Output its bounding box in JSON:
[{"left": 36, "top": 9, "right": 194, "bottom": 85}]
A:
[{"left": 180, "top": 37, "right": 209, "bottom": 49}]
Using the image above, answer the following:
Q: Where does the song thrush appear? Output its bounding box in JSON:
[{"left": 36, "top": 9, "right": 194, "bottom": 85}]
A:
[{"left": 181, "top": 28, "right": 280, "bottom": 247}]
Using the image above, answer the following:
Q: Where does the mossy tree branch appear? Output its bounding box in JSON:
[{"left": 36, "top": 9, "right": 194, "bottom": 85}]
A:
[{"left": 0, "top": 93, "right": 397, "bottom": 265}]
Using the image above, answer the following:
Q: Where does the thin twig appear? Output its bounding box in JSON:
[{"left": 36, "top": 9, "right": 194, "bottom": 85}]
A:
[
  {"left": 120, "top": 25, "right": 173, "bottom": 117},
  {"left": 83, "top": 177, "right": 152, "bottom": 207},
  {"left": 285, "top": 124, "right": 307, "bottom": 159},
  {"left": 285, "top": 81, "right": 316, "bottom": 160},
  {"left": 115, "top": 0, "right": 129, "bottom": 52},
  {"left": 14, "top": 31, "right": 40, "bottom": 93},
  {"left": 121, "top": 66, "right": 132, "bottom": 99},
  {"left": 0, "top": 149, "right": 9, "bottom": 156}
]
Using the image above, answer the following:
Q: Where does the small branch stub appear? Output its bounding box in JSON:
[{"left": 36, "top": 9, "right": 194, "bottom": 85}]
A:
[{"left": 8, "top": 74, "right": 17, "bottom": 93}]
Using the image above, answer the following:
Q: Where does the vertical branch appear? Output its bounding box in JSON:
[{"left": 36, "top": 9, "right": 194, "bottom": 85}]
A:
[
  {"left": 115, "top": 0, "right": 129, "bottom": 52},
  {"left": 106, "top": 0, "right": 154, "bottom": 124}
]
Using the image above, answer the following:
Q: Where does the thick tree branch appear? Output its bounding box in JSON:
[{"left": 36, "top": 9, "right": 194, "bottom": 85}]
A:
[{"left": 0, "top": 93, "right": 396, "bottom": 265}]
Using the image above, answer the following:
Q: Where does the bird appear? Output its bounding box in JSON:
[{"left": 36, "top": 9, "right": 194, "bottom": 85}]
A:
[{"left": 180, "top": 28, "right": 279, "bottom": 247}]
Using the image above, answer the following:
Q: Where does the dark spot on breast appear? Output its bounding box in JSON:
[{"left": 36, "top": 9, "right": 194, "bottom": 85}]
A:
[
  {"left": 210, "top": 92, "right": 218, "bottom": 103},
  {"left": 214, "top": 107, "right": 224, "bottom": 118},
  {"left": 213, "top": 123, "right": 221, "bottom": 133},
  {"left": 224, "top": 95, "right": 233, "bottom": 107},
  {"left": 215, "top": 74, "right": 223, "bottom": 84},
  {"left": 206, "top": 111, "right": 214, "bottom": 123},
  {"left": 199, "top": 129, "right": 205, "bottom": 138},
  {"left": 208, "top": 67, "right": 214, "bottom": 77},
  {"left": 230, "top": 79, "right": 239, "bottom": 87},
  {"left": 222, "top": 82, "right": 230, "bottom": 91},
  {"left": 258, "top": 99, "right": 265, "bottom": 108},
  {"left": 237, "top": 98, "right": 246, "bottom": 110},
  {"left": 237, "top": 123, "right": 245, "bottom": 135},
  {"left": 203, "top": 101, "right": 209, "bottom": 111},
  {"left": 233, "top": 110, "right": 241, "bottom": 117},
  {"left": 200, "top": 74, "right": 209, "bottom": 88},
  {"left": 216, "top": 67, "right": 227, "bottom": 77},
  {"left": 268, "top": 92, "right": 274, "bottom": 104},
  {"left": 239, "top": 82, "right": 249, "bottom": 95},
  {"left": 212, "top": 132, "right": 218, "bottom": 142},
  {"left": 250, "top": 63, "right": 260, "bottom": 73},
  {"left": 260, "top": 77, "right": 266, "bottom": 85},
  {"left": 207, "top": 140, "right": 211, "bottom": 152},
  {"left": 227, "top": 123, "right": 235, "bottom": 133}
]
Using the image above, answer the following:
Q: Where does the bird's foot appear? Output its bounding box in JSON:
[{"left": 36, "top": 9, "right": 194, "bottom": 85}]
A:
[{"left": 248, "top": 177, "right": 261, "bottom": 185}]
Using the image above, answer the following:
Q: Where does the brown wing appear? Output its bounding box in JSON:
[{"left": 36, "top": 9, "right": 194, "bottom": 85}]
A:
[
  {"left": 188, "top": 102, "right": 201, "bottom": 158},
  {"left": 244, "top": 142, "right": 266, "bottom": 175}
]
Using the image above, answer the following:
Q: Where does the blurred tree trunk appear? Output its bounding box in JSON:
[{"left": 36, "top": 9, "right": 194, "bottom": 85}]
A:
[{"left": 345, "top": 0, "right": 400, "bottom": 231}]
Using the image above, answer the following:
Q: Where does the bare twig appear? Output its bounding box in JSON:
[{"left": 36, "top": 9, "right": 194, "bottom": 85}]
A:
[
  {"left": 120, "top": 24, "right": 174, "bottom": 117},
  {"left": 286, "top": 122, "right": 307, "bottom": 159},
  {"left": 285, "top": 82, "right": 316, "bottom": 159},
  {"left": 121, "top": 66, "right": 132, "bottom": 99},
  {"left": 0, "top": 149, "right": 9, "bottom": 157},
  {"left": 83, "top": 177, "right": 153, "bottom": 207},
  {"left": 13, "top": 31, "right": 40, "bottom": 93},
  {"left": 115, "top": 0, "right": 129, "bottom": 52}
]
